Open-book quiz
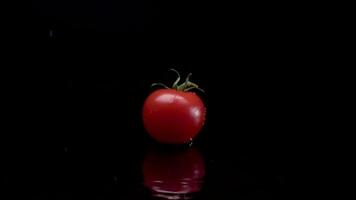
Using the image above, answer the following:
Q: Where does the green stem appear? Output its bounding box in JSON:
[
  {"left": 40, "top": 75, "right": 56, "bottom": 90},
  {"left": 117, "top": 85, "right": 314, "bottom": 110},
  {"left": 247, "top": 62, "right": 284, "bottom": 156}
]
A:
[
  {"left": 151, "top": 83, "right": 169, "bottom": 89},
  {"left": 151, "top": 69, "right": 204, "bottom": 93},
  {"left": 169, "top": 69, "right": 181, "bottom": 89}
]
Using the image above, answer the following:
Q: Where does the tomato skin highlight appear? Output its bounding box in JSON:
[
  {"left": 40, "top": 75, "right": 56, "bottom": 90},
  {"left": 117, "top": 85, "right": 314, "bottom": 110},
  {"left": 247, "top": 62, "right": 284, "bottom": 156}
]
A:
[{"left": 143, "top": 89, "right": 206, "bottom": 144}]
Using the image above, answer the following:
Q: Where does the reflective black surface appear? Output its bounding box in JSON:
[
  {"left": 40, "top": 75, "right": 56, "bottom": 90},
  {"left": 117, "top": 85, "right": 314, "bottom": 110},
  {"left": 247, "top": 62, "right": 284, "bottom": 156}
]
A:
[
  {"left": 6, "top": 91, "right": 289, "bottom": 200},
  {"left": 3, "top": 1, "right": 313, "bottom": 199},
  {"left": 7, "top": 130, "right": 287, "bottom": 199}
]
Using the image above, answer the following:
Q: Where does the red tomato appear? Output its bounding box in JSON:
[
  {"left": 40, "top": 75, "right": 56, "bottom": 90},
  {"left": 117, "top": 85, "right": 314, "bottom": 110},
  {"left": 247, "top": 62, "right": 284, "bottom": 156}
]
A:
[
  {"left": 143, "top": 148, "right": 205, "bottom": 198},
  {"left": 143, "top": 89, "right": 206, "bottom": 144}
]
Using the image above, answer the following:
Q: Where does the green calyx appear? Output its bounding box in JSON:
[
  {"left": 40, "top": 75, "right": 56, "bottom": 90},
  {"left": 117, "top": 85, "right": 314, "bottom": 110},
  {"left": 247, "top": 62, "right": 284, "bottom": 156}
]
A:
[{"left": 151, "top": 69, "right": 204, "bottom": 93}]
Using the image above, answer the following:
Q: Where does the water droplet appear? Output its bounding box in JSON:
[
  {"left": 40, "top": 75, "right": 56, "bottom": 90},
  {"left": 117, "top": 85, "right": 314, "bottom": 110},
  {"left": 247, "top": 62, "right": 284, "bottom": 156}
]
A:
[
  {"left": 49, "top": 29, "right": 55, "bottom": 39},
  {"left": 188, "top": 138, "right": 194, "bottom": 146}
]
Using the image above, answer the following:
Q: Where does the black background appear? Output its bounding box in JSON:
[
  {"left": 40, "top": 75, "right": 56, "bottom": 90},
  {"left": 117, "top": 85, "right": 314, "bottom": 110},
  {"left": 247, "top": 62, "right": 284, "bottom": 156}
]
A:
[{"left": 4, "top": 1, "right": 322, "bottom": 199}]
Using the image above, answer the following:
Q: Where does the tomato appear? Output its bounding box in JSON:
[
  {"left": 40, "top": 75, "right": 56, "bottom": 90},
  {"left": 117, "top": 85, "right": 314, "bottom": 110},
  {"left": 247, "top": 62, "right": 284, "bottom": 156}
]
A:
[
  {"left": 142, "top": 69, "right": 206, "bottom": 144},
  {"left": 143, "top": 148, "right": 205, "bottom": 198}
]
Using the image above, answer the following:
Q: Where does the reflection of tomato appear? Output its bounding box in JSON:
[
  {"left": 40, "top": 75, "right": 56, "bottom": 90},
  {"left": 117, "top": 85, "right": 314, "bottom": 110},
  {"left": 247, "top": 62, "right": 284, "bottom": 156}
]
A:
[
  {"left": 143, "top": 89, "right": 206, "bottom": 144},
  {"left": 142, "top": 148, "right": 205, "bottom": 197}
]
